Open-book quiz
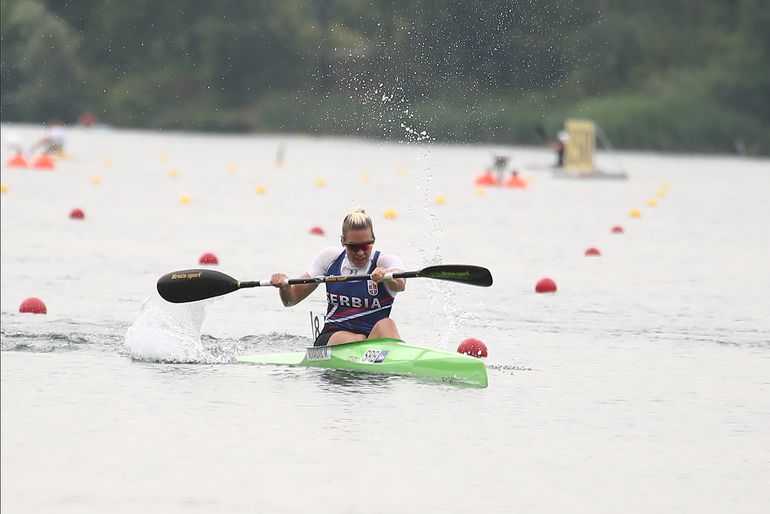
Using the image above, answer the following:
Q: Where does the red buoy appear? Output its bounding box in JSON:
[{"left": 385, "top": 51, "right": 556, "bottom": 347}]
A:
[
  {"left": 535, "top": 277, "right": 557, "bottom": 293},
  {"left": 309, "top": 226, "right": 325, "bottom": 236},
  {"left": 457, "top": 338, "right": 488, "bottom": 358},
  {"left": 585, "top": 247, "right": 601, "bottom": 256},
  {"left": 69, "top": 208, "right": 85, "bottom": 219},
  {"left": 611, "top": 225, "right": 624, "bottom": 234},
  {"left": 199, "top": 252, "right": 219, "bottom": 265},
  {"left": 19, "top": 297, "right": 47, "bottom": 314}
]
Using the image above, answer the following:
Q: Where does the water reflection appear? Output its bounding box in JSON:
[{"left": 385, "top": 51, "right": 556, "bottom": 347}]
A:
[
  {"left": 316, "top": 368, "right": 396, "bottom": 392},
  {"left": 314, "top": 368, "right": 485, "bottom": 391}
]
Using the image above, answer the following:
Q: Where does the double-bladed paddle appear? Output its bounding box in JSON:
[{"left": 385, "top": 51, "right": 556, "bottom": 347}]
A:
[{"left": 157, "top": 265, "right": 493, "bottom": 303}]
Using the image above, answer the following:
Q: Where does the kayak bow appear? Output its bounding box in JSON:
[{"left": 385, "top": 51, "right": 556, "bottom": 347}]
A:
[{"left": 236, "top": 338, "right": 488, "bottom": 388}]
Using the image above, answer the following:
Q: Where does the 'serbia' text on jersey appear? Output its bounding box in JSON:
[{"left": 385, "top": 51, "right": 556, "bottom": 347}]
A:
[{"left": 326, "top": 292, "right": 382, "bottom": 309}]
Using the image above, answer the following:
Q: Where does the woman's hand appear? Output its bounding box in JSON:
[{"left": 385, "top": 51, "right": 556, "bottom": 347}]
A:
[
  {"left": 370, "top": 267, "right": 391, "bottom": 283},
  {"left": 371, "top": 267, "right": 405, "bottom": 292},
  {"left": 270, "top": 273, "right": 288, "bottom": 287},
  {"left": 370, "top": 267, "right": 386, "bottom": 283}
]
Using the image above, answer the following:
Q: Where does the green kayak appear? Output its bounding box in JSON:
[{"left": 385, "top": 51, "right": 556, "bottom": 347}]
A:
[{"left": 236, "top": 338, "right": 488, "bottom": 388}]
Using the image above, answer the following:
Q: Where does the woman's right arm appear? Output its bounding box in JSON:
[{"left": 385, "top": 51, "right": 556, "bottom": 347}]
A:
[
  {"left": 270, "top": 272, "right": 318, "bottom": 307},
  {"left": 272, "top": 247, "right": 338, "bottom": 307}
]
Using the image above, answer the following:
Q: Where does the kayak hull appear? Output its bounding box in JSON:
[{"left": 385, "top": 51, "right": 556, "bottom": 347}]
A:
[{"left": 236, "top": 338, "right": 488, "bottom": 387}]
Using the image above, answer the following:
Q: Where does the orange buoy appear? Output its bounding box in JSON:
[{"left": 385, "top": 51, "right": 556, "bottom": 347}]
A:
[
  {"left": 7, "top": 153, "right": 28, "bottom": 168},
  {"left": 474, "top": 171, "right": 499, "bottom": 186},
  {"left": 504, "top": 173, "right": 527, "bottom": 189},
  {"left": 309, "top": 226, "right": 325, "bottom": 236},
  {"left": 33, "top": 154, "right": 56, "bottom": 170},
  {"left": 535, "top": 277, "right": 557, "bottom": 293},
  {"left": 585, "top": 247, "right": 601, "bottom": 256},
  {"left": 457, "top": 338, "right": 488, "bottom": 358},
  {"left": 611, "top": 226, "right": 624, "bottom": 234},
  {"left": 19, "top": 297, "right": 47, "bottom": 314},
  {"left": 199, "top": 252, "right": 219, "bottom": 265},
  {"left": 69, "top": 208, "right": 85, "bottom": 219}
]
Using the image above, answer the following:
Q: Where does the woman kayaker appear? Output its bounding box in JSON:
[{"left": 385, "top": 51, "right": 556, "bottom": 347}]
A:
[{"left": 270, "top": 208, "right": 406, "bottom": 347}]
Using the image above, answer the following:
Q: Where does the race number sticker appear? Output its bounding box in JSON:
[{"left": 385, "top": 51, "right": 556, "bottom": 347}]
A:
[
  {"left": 306, "top": 346, "right": 331, "bottom": 361},
  {"left": 360, "top": 349, "right": 389, "bottom": 364}
]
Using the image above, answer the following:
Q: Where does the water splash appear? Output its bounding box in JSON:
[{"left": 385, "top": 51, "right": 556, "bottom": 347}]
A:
[{"left": 124, "top": 295, "right": 224, "bottom": 363}]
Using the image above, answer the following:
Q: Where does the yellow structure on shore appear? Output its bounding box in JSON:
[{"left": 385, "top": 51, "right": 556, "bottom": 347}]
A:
[{"left": 561, "top": 119, "right": 627, "bottom": 179}]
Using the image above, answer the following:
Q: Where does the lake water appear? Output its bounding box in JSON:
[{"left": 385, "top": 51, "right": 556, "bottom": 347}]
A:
[{"left": 2, "top": 123, "right": 769, "bottom": 513}]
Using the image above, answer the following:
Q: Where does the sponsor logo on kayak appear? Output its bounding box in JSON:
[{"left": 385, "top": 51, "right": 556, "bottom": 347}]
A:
[
  {"left": 306, "top": 346, "right": 331, "bottom": 361},
  {"left": 171, "top": 272, "right": 202, "bottom": 280},
  {"left": 367, "top": 280, "right": 378, "bottom": 296},
  {"left": 360, "top": 349, "right": 388, "bottom": 364}
]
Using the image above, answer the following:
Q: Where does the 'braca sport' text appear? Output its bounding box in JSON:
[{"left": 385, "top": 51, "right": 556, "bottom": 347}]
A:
[{"left": 170, "top": 272, "right": 202, "bottom": 280}]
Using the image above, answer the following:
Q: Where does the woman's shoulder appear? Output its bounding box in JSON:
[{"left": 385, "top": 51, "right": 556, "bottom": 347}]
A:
[
  {"left": 376, "top": 252, "right": 405, "bottom": 270},
  {"left": 308, "top": 247, "right": 345, "bottom": 276},
  {"left": 315, "top": 247, "right": 344, "bottom": 261}
]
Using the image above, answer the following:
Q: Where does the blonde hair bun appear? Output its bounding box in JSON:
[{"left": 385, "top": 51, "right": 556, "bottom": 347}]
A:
[{"left": 342, "top": 208, "right": 374, "bottom": 236}]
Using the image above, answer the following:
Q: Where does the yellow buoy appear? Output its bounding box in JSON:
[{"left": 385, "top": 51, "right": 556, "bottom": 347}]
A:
[
  {"left": 657, "top": 189, "right": 667, "bottom": 198},
  {"left": 179, "top": 195, "right": 192, "bottom": 205},
  {"left": 227, "top": 164, "right": 238, "bottom": 173},
  {"left": 315, "top": 178, "right": 327, "bottom": 188},
  {"left": 254, "top": 185, "right": 266, "bottom": 195},
  {"left": 160, "top": 155, "right": 168, "bottom": 163},
  {"left": 629, "top": 208, "right": 642, "bottom": 218},
  {"left": 102, "top": 158, "right": 113, "bottom": 166},
  {"left": 646, "top": 198, "right": 658, "bottom": 207},
  {"left": 396, "top": 167, "right": 406, "bottom": 177},
  {"left": 474, "top": 187, "right": 486, "bottom": 197},
  {"left": 662, "top": 182, "right": 672, "bottom": 190},
  {"left": 434, "top": 195, "right": 447, "bottom": 205},
  {"left": 90, "top": 176, "right": 102, "bottom": 186},
  {"left": 383, "top": 208, "right": 397, "bottom": 220},
  {"left": 168, "top": 169, "right": 179, "bottom": 179},
  {"left": 360, "top": 172, "right": 371, "bottom": 182},
  {"left": 1, "top": 183, "right": 8, "bottom": 194},
  {"left": 524, "top": 175, "right": 534, "bottom": 184}
]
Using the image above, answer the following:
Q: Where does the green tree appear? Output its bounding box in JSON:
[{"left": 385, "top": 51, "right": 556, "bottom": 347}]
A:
[{"left": 1, "top": 0, "right": 85, "bottom": 121}]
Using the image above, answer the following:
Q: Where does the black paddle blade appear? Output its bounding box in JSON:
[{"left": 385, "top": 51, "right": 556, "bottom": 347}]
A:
[
  {"left": 419, "top": 265, "right": 493, "bottom": 287},
  {"left": 157, "top": 269, "right": 240, "bottom": 303}
]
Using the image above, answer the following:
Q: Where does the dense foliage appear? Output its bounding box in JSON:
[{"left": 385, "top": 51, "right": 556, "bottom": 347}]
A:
[{"left": 1, "top": 0, "right": 767, "bottom": 154}]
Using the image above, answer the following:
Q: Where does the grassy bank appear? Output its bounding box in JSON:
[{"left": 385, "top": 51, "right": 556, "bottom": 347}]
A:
[
  {"left": 92, "top": 88, "right": 767, "bottom": 156},
  {"left": 256, "top": 91, "right": 769, "bottom": 155}
]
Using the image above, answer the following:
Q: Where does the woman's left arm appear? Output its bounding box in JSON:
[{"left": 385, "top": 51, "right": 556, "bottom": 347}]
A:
[{"left": 371, "top": 266, "right": 406, "bottom": 292}]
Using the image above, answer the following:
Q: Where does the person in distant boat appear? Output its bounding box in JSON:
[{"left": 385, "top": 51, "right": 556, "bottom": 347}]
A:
[
  {"left": 30, "top": 119, "right": 66, "bottom": 155},
  {"left": 270, "top": 208, "right": 406, "bottom": 347},
  {"left": 492, "top": 154, "right": 509, "bottom": 184},
  {"left": 551, "top": 130, "right": 569, "bottom": 167}
]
